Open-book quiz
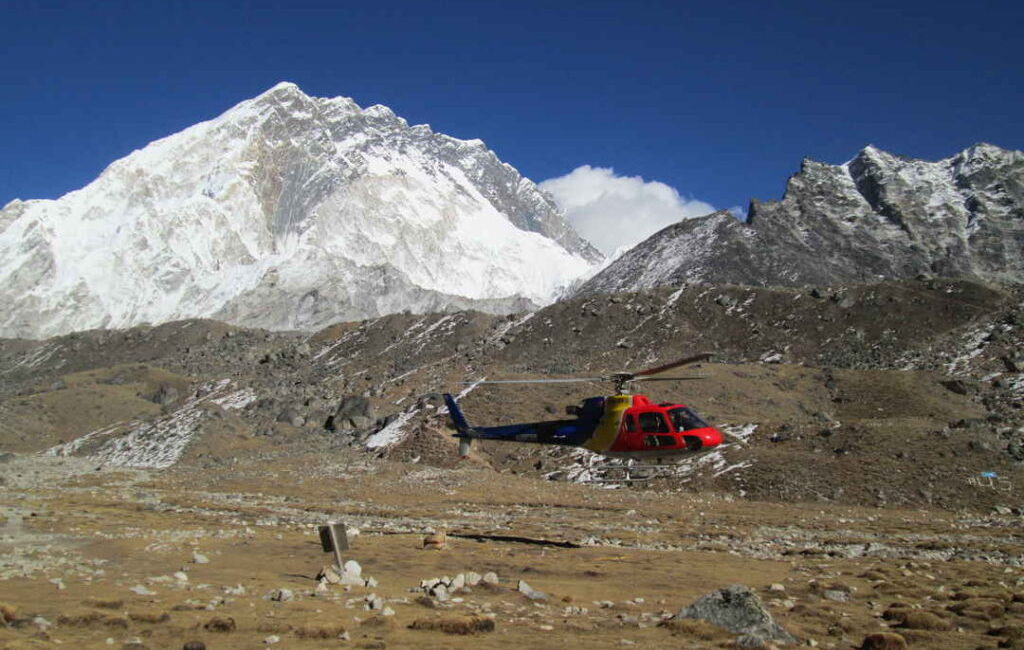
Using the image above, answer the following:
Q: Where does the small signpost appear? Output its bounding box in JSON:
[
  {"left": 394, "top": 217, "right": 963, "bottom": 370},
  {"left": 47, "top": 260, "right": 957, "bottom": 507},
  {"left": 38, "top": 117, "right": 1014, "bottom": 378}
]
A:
[{"left": 318, "top": 522, "right": 349, "bottom": 571}]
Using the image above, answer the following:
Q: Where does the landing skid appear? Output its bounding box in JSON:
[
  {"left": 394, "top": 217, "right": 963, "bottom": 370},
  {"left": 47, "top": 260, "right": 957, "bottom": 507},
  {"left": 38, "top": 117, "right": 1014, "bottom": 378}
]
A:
[{"left": 578, "top": 462, "right": 680, "bottom": 484}]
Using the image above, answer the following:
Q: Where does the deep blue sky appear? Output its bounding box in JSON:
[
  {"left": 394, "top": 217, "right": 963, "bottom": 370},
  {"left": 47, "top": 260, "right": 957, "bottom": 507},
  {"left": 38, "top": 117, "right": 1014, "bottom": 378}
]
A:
[{"left": 2, "top": 0, "right": 1021, "bottom": 213}]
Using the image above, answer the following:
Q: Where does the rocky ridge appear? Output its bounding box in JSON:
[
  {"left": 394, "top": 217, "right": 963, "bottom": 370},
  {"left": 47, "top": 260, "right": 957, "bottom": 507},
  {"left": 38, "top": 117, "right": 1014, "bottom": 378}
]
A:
[
  {"left": 1, "top": 277, "right": 1021, "bottom": 511},
  {"left": 577, "top": 144, "right": 1023, "bottom": 296}
]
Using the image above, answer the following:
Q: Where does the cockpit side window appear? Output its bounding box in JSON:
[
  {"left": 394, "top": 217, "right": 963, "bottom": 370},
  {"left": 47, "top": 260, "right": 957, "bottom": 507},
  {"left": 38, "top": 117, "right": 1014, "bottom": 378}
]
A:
[
  {"left": 623, "top": 414, "right": 636, "bottom": 432},
  {"left": 638, "top": 411, "right": 669, "bottom": 433},
  {"left": 669, "top": 407, "right": 709, "bottom": 431}
]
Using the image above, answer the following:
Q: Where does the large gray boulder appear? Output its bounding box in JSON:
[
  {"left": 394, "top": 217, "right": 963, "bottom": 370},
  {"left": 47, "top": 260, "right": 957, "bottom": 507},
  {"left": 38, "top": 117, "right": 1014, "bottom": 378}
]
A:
[
  {"left": 673, "top": 584, "right": 797, "bottom": 645},
  {"left": 329, "top": 395, "right": 375, "bottom": 431}
]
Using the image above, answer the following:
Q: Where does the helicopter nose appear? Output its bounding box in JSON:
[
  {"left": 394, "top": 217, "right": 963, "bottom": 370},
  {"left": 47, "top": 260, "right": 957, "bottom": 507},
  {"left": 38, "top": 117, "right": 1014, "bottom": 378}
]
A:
[{"left": 704, "top": 428, "right": 724, "bottom": 448}]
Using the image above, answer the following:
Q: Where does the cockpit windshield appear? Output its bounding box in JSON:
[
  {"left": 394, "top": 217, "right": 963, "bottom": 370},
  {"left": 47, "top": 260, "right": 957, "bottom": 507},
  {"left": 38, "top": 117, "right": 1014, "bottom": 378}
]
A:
[{"left": 668, "top": 407, "right": 709, "bottom": 431}]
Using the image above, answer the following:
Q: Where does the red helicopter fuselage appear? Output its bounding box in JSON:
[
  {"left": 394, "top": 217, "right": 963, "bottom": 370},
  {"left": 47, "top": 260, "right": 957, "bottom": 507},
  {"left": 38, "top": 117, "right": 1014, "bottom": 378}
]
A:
[{"left": 603, "top": 394, "right": 723, "bottom": 459}]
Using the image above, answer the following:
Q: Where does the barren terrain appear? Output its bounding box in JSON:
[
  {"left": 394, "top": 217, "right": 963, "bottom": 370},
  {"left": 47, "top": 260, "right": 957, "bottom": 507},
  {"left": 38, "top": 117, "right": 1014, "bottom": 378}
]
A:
[{"left": 1, "top": 278, "right": 1022, "bottom": 648}]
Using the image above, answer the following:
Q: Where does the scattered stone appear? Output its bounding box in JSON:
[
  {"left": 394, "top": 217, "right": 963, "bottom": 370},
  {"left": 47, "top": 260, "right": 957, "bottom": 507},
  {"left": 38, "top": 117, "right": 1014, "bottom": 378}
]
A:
[
  {"left": 430, "top": 584, "right": 450, "bottom": 601},
  {"left": 673, "top": 584, "right": 797, "bottom": 645},
  {"left": 768, "top": 584, "right": 786, "bottom": 593},
  {"left": 517, "top": 580, "right": 547, "bottom": 601},
  {"left": 191, "top": 551, "right": 209, "bottom": 564},
  {"left": 317, "top": 565, "right": 341, "bottom": 584},
  {"left": 129, "top": 585, "right": 156, "bottom": 596},
  {"left": 822, "top": 589, "right": 849, "bottom": 602},
  {"left": 264, "top": 635, "right": 280, "bottom": 645},
  {"left": 482, "top": 572, "right": 499, "bottom": 585},
  {"left": 344, "top": 559, "right": 362, "bottom": 577},
  {"left": 423, "top": 531, "right": 447, "bottom": 550},
  {"left": 466, "top": 571, "right": 482, "bottom": 586},
  {"left": 451, "top": 573, "right": 466, "bottom": 591},
  {"left": 173, "top": 571, "right": 189, "bottom": 582},
  {"left": 0, "top": 602, "right": 17, "bottom": 624},
  {"left": 268, "top": 588, "right": 294, "bottom": 602}
]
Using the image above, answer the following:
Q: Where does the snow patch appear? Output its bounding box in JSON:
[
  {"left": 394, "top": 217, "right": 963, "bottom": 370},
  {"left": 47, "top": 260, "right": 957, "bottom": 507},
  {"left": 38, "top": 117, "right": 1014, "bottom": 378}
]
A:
[{"left": 43, "top": 379, "right": 251, "bottom": 468}]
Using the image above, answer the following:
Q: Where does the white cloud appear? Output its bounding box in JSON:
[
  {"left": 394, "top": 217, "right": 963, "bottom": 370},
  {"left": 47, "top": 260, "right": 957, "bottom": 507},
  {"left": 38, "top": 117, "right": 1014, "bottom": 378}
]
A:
[{"left": 540, "top": 166, "right": 716, "bottom": 257}]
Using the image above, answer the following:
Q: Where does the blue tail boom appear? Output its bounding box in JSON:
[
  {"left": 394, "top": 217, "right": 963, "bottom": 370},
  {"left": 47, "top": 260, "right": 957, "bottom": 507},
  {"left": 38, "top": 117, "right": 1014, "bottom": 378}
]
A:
[{"left": 443, "top": 393, "right": 470, "bottom": 433}]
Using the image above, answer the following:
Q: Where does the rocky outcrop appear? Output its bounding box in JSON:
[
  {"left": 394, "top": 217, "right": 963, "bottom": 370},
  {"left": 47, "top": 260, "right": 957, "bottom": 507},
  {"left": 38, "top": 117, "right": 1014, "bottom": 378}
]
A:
[
  {"left": 673, "top": 584, "right": 797, "bottom": 645},
  {"left": 576, "top": 144, "right": 1023, "bottom": 295}
]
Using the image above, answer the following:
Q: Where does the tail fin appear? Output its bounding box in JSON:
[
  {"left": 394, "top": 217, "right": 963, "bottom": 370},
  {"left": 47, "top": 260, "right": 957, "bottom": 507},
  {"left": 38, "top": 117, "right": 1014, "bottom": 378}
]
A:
[
  {"left": 443, "top": 393, "right": 470, "bottom": 432},
  {"left": 444, "top": 393, "right": 473, "bottom": 457}
]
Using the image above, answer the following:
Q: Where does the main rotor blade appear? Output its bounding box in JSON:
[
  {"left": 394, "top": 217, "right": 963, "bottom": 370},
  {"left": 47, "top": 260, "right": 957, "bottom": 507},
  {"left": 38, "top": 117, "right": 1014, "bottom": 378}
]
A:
[
  {"left": 631, "top": 353, "right": 713, "bottom": 378},
  {"left": 632, "top": 374, "right": 708, "bottom": 382},
  {"left": 459, "top": 378, "right": 603, "bottom": 385}
]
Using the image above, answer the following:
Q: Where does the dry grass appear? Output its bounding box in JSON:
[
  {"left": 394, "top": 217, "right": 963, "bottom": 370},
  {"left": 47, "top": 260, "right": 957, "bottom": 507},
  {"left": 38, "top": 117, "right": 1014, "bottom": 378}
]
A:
[{"left": 408, "top": 616, "right": 496, "bottom": 635}]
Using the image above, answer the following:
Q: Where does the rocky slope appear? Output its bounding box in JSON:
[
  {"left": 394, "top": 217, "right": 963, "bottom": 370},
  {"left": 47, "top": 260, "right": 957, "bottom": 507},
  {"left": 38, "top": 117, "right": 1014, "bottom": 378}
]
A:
[
  {"left": 577, "top": 144, "right": 1023, "bottom": 296},
  {"left": 1, "top": 277, "right": 1021, "bottom": 511},
  {"left": 0, "top": 82, "right": 600, "bottom": 340}
]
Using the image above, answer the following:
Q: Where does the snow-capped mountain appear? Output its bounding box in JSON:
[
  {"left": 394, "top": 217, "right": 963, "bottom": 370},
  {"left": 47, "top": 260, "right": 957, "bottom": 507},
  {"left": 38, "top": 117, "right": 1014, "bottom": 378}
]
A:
[
  {"left": 576, "top": 144, "right": 1023, "bottom": 296},
  {"left": 0, "top": 82, "right": 601, "bottom": 339}
]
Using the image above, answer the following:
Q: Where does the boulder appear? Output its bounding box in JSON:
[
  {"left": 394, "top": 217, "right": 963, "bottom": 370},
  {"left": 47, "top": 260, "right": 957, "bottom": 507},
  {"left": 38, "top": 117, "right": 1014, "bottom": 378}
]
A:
[
  {"left": 673, "top": 584, "right": 797, "bottom": 645},
  {"left": 517, "top": 579, "right": 547, "bottom": 601},
  {"left": 332, "top": 396, "right": 374, "bottom": 430},
  {"left": 423, "top": 531, "right": 447, "bottom": 550}
]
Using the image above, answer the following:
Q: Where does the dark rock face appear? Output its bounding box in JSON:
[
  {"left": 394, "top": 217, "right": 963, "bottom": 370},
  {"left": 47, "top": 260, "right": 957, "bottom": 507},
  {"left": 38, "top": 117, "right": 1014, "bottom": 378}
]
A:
[
  {"left": 328, "top": 395, "right": 375, "bottom": 431},
  {"left": 577, "top": 144, "right": 1023, "bottom": 295},
  {"left": 673, "top": 584, "right": 797, "bottom": 644}
]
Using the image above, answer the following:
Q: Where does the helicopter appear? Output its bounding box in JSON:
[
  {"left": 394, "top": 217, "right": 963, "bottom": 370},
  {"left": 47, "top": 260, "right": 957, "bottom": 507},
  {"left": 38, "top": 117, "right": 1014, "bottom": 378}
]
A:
[{"left": 443, "top": 353, "right": 723, "bottom": 461}]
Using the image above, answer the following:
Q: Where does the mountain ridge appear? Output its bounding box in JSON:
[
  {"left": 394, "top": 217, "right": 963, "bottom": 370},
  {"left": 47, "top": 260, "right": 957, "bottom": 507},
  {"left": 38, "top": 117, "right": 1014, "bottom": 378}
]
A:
[{"left": 577, "top": 143, "right": 1023, "bottom": 296}]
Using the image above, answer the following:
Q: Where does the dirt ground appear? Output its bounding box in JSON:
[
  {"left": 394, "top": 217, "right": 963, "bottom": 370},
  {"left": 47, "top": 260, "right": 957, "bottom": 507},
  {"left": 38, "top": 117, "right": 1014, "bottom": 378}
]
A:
[
  {"left": 1, "top": 279, "right": 1021, "bottom": 648},
  {"left": 2, "top": 450, "right": 1023, "bottom": 650}
]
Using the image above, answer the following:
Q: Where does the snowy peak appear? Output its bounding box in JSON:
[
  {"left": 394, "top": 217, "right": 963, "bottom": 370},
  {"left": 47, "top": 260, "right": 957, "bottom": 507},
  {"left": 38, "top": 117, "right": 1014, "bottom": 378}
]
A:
[
  {"left": 577, "top": 144, "right": 1023, "bottom": 296},
  {"left": 0, "top": 84, "right": 600, "bottom": 339}
]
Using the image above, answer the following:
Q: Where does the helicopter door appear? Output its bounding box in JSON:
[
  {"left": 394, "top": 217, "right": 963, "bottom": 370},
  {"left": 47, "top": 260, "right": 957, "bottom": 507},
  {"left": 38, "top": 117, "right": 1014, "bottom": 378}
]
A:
[
  {"left": 637, "top": 411, "right": 674, "bottom": 449},
  {"left": 617, "top": 412, "right": 645, "bottom": 450}
]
